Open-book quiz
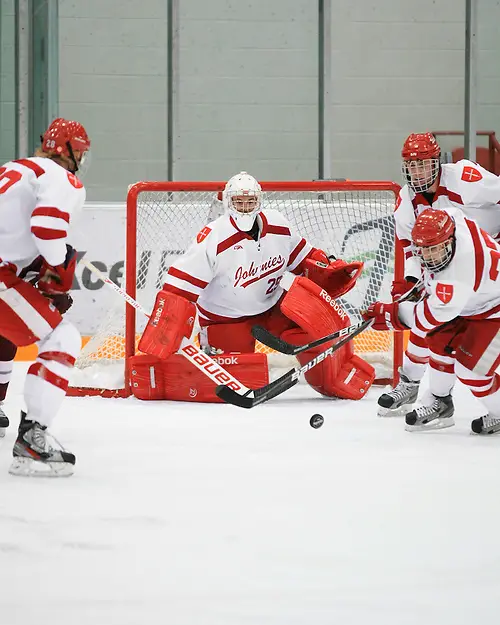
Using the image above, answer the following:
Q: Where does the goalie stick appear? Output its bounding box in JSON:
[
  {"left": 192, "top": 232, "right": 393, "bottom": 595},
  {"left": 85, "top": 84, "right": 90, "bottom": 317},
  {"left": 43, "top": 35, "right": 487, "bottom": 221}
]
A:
[
  {"left": 80, "top": 259, "right": 251, "bottom": 395},
  {"left": 252, "top": 279, "right": 424, "bottom": 356},
  {"left": 215, "top": 318, "right": 374, "bottom": 408}
]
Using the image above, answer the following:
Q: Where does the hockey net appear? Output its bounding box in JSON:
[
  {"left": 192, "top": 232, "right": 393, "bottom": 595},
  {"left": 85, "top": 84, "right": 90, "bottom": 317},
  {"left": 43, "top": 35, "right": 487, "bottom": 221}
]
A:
[{"left": 68, "top": 180, "right": 403, "bottom": 397}]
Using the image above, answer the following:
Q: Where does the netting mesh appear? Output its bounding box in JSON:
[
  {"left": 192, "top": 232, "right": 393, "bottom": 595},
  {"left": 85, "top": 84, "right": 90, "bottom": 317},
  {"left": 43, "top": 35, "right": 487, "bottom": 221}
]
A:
[{"left": 69, "top": 184, "right": 401, "bottom": 394}]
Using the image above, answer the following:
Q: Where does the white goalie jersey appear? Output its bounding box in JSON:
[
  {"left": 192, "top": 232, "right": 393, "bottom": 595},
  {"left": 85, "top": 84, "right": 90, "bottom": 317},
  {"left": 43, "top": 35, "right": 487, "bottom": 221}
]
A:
[
  {"left": 163, "top": 209, "right": 312, "bottom": 324},
  {"left": 395, "top": 159, "right": 500, "bottom": 280}
]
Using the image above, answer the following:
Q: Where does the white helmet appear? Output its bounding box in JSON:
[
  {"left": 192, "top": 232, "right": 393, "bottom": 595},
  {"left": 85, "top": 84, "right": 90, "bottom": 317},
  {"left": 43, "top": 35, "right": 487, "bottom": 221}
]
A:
[{"left": 222, "top": 171, "right": 262, "bottom": 231}]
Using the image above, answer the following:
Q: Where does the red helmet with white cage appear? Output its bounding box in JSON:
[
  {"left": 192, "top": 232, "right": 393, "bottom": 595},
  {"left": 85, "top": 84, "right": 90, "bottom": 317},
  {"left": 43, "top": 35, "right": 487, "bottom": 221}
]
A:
[
  {"left": 222, "top": 171, "right": 262, "bottom": 231},
  {"left": 401, "top": 132, "right": 441, "bottom": 194},
  {"left": 42, "top": 118, "right": 91, "bottom": 175},
  {"left": 411, "top": 208, "right": 456, "bottom": 272}
]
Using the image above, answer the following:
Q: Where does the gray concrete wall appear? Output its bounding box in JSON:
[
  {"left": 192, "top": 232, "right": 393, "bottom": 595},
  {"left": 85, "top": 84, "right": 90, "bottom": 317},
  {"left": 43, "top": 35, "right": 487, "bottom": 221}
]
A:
[
  {"left": 58, "top": 0, "right": 500, "bottom": 201},
  {"left": 0, "top": 0, "right": 15, "bottom": 165}
]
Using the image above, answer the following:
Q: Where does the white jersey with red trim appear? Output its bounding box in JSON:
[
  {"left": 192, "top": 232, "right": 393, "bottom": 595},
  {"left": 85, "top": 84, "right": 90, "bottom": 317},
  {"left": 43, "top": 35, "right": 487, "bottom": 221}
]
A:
[
  {"left": 0, "top": 156, "right": 85, "bottom": 273},
  {"left": 399, "top": 212, "right": 500, "bottom": 334},
  {"left": 163, "top": 210, "right": 312, "bottom": 323},
  {"left": 395, "top": 159, "right": 500, "bottom": 279}
]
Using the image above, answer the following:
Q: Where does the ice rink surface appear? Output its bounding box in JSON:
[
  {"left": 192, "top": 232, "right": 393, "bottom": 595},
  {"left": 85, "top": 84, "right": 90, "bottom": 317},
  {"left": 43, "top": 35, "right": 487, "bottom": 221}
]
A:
[{"left": 1, "top": 364, "right": 500, "bottom": 625}]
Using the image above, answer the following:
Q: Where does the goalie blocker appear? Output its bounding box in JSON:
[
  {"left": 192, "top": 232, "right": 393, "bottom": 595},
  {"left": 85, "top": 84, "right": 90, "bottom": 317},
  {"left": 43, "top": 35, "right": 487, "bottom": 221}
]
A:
[{"left": 132, "top": 272, "right": 375, "bottom": 402}]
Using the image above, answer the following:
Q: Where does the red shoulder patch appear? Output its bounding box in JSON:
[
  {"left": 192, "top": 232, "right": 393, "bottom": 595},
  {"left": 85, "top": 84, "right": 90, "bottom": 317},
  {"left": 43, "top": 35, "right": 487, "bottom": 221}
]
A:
[
  {"left": 435, "top": 282, "right": 454, "bottom": 304},
  {"left": 461, "top": 166, "right": 482, "bottom": 183},
  {"left": 67, "top": 172, "right": 84, "bottom": 188},
  {"left": 196, "top": 226, "right": 212, "bottom": 244}
]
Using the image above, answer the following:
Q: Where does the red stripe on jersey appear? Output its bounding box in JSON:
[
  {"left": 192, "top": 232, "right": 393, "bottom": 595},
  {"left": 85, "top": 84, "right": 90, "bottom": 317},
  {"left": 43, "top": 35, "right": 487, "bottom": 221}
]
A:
[
  {"left": 38, "top": 351, "right": 76, "bottom": 367},
  {"left": 423, "top": 299, "right": 440, "bottom": 328},
  {"left": 32, "top": 206, "right": 70, "bottom": 223},
  {"left": 434, "top": 186, "right": 464, "bottom": 205},
  {"left": 429, "top": 358, "right": 455, "bottom": 374},
  {"left": 167, "top": 266, "right": 209, "bottom": 289},
  {"left": 13, "top": 158, "right": 45, "bottom": 178},
  {"left": 463, "top": 301, "right": 500, "bottom": 320},
  {"left": 469, "top": 376, "right": 500, "bottom": 398},
  {"left": 31, "top": 226, "right": 66, "bottom": 240},
  {"left": 414, "top": 311, "right": 428, "bottom": 333},
  {"left": 27, "top": 362, "right": 68, "bottom": 391},
  {"left": 217, "top": 231, "right": 252, "bottom": 256},
  {"left": 465, "top": 218, "right": 485, "bottom": 292},
  {"left": 405, "top": 251, "right": 413, "bottom": 260},
  {"left": 288, "top": 238, "right": 307, "bottom": 268},
  {"left": 162, "top": 283, "right": 199, "bottom": 302},
  {"left": 459, "top": 377, "right": 493, "bottom": 388},
  {"left": 479, "top": 227, "right": 497, "bottom": 251},
  {"left": 408, "top": 331, "right": 428, "bottom": 349}
]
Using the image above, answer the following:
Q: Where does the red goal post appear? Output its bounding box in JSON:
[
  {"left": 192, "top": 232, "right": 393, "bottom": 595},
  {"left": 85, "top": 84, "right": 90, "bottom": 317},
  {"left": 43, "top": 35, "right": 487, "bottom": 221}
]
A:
[{"left": 69, "top": 179, "right": 403, "bottom": 397}]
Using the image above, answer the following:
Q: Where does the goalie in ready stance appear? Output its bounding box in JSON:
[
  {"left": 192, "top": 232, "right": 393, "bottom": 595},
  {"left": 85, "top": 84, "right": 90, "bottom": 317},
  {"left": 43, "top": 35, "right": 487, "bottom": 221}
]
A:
[{"left": 132, "top": 172, "right": 375, "bottom": 402}]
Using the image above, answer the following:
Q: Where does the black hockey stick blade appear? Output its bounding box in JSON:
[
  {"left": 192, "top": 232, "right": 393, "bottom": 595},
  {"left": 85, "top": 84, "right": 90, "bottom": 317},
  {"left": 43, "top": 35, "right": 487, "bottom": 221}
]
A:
[{"left": 252, "top": 319, "right": 371, "bottom": 356}]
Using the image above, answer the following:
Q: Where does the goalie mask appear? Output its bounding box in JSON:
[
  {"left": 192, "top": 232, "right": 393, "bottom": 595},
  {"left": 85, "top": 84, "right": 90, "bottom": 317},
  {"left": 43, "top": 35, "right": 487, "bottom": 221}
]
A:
[
  {"left": 222, "top": 172, "right": 262, "bottom": 231},
  {"left": 401, "top": 132, "right": 441, "bottom": 194},
  {"left": 411, "top": 208, "right": 456, "bottom": 273}
]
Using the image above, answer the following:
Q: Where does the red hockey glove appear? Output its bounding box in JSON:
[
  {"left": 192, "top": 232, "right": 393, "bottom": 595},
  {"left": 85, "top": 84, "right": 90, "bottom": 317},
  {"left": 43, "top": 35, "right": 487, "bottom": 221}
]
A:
[
  {"left": 362, "top": 301, "right": 408, "bottom": 332},
  {"left": 390, "top": 276, "right": 421, "bottom": 301},
  {"left": 38, "top": 245, "right": 77, "bottom": 295},
  {"left": 302, "top": 249, "right": 363, "bottom": 299}
]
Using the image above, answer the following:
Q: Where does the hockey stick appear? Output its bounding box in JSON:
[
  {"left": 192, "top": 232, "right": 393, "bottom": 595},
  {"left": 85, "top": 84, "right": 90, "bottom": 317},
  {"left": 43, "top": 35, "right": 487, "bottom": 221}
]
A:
[
  {"left": 252, "top": 279, "right": 424, "bottom": 356},
  {"left": 80, "top": 259, "right": 250, "bottom": 395},
  {"left": 215, "top": 318, "right": 374, "bottom": 408}
]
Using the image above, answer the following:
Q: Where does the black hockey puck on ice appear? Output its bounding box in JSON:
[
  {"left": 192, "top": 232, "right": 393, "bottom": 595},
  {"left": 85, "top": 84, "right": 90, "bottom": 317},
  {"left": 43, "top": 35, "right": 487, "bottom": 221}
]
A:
[{"left": 310, "top": 414, "right": 324, "bottom": 429}]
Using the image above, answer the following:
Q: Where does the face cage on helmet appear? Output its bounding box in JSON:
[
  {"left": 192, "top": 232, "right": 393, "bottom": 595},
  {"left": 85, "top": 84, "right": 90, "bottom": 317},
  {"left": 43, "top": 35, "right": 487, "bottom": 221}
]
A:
[
  {"left": 414, "top": 237, "right": 455, "bottom": 273},
  {"left": 402, "top": 158, "right": 440, "bottom": 193}
]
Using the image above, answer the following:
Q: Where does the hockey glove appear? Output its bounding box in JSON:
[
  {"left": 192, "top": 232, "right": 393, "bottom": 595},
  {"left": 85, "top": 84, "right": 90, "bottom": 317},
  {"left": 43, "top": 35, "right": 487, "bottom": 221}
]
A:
[
  {"left": 46, "top": 292, "right": 74, "bottom": 314},
  {"left": 362, "top": 301, "right": 408, "bottom": 332},
  {"left": 302, "top": 249, "right": 363, "bottom": 299},
  {"left": 391, "top": 276, "right": 422, "bottom": 302},
  {"left": 38, "top": 245, "right": 77, "bottom": 295}
]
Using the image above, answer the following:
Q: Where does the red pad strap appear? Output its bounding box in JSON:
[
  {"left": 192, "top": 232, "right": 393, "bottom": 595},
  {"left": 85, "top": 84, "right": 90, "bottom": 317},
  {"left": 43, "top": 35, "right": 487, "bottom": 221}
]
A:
[
  {"left": 138, "top": 290, "right": 196, "bottom": 359},
  {"left": 128, "top": 352, "right": 269, "bottom": 402}
]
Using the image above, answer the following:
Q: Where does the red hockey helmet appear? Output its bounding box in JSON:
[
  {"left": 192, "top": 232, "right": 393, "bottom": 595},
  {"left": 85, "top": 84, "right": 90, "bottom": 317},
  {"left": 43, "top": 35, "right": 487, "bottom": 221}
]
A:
[
  {"left": 42, "top": 118, "right": 91, "bottom": 173},
  {"left": 401, "top": 132, "right": 441, "bottom": 193},
  {"left": 411, "top": 209, "right": 456, "bottom": 272}
]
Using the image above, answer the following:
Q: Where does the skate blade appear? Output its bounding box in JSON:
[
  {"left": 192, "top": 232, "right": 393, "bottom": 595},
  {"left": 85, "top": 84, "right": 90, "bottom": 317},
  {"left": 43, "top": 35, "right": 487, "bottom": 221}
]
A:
[
  {"left": 9, "top": 456, "right": 74, "bottom": 478},
  {"left": 405, "top": 416, "right": 455, "bottom": 432},
  {"left": 470, "top": 426, "right": 500, "bottom": 436},
  {"left": 378, "top": 404, "right": 414, "bottom": 418}
]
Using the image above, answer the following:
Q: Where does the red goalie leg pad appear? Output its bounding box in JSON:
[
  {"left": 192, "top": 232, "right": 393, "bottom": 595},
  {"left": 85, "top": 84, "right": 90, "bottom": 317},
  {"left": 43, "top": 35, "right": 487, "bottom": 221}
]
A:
[
  {"left": 138, "top": 290, "right": 196, "bottom": 359},
  {"left": 280, "top": 276, "right": 375, "bottom": 399},
  {"left": 128, "top": 352, "right": 269, "bottom": 402}
]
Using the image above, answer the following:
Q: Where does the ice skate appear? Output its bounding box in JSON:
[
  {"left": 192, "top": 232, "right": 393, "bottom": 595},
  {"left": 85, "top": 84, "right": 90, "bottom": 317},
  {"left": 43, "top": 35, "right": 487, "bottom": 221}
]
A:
[
  {"left": 471, "top": 414, "right": 500, "bottom": 436},
  {"left": 377, "top": 368, "right": 419, "bottom": 417},
  {"left": 0, "top": 404, "right": 8, "bottom": 438},
  {"left": 405, "top": 394, "right": 455, "bottom": 431},
  {"left": 9, "top": 412, "right": 75, "bottom": 477}
]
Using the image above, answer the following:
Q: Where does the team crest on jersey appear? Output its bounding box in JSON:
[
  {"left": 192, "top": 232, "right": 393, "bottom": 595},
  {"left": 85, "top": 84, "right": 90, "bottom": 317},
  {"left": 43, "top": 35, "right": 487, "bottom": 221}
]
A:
[
  {"left": 196, "top": 226, "right": 212, "bottom": 244},
  {"left": 461, "top": 166, "right": 482, "bottom": 183},
  {"left": 435, "top": 282, "right": 454, "bottom": 304},
  {"left": 67, "top": 172, "right": 83, "bottom": 188}
]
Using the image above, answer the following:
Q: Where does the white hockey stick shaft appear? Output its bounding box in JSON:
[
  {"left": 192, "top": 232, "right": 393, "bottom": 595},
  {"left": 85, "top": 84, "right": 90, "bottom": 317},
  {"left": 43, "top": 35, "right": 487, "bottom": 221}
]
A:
[{"left": 81, "top": 259, "right": 249, "bottom": 393}]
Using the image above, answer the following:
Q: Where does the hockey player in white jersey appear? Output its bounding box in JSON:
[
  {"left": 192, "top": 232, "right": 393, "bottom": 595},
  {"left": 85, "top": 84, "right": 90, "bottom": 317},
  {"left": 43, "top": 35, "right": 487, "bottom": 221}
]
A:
[
  {"left": 365, "top": 208, "right": 500, "bottom": 434},
  {"left": 377, "top": 132, "right": 500, "bottom": 419},
  {"left": 132, "top": 172, "right": 375, "bottom": 402},
  {"left": 0, "top": 117, "right": 90, "bottom": 475}
]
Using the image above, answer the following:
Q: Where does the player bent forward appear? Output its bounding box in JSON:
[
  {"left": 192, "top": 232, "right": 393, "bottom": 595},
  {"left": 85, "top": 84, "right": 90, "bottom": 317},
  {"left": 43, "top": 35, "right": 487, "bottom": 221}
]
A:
[
  {"left": 364, "top": 207, "right": 500, "bottom": 434},
  {"left": 132, "top": 172, "right": 375, "bottom": 402},
  {"left": 378, "top": 132, "right": 500, "bottom": 419},
  {"left": 0, "top": 118, "right": 90, "bottom": 475}
]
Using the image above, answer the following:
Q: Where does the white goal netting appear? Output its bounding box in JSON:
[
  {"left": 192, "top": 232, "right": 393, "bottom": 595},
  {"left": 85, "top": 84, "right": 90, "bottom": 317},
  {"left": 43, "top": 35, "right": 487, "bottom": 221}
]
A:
[{"left": 69, "top": 181, "right": 403, "bottom": 397}]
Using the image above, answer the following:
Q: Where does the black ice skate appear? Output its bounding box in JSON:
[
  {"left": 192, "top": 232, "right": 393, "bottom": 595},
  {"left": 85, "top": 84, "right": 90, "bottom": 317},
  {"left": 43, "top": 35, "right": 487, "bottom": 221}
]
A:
[
  {"left": 405, "top": 394, "right": 455, "bottom": 431},
  {"left": 377, "top": 368, "right": 419, "bottom": 417},
  {"left": 471, "top": 414, "right": 500, "bottom": 435},
  {"left": 9, "top": 412, "right": 75, "bottom": 477},
  {"left": 0, "top": 404, "right": 8, "bottom": 438}
]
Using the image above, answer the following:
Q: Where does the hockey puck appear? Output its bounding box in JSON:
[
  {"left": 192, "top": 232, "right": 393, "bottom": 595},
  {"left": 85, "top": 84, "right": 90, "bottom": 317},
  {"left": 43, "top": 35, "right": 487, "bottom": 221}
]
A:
[{"left": 310, "top": 414, "right": 324, "bottom": 429}]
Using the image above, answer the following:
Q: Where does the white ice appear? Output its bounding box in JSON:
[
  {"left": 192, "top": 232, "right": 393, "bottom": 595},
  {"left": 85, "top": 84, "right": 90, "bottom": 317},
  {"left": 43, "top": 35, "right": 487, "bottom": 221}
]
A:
[{"left": 1, "top": 364, "right": 500, "bottom": 625}]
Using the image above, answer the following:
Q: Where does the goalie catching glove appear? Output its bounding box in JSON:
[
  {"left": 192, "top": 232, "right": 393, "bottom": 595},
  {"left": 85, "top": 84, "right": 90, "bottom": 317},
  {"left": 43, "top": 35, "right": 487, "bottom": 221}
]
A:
[{"left": 301, "top": 248, "right": 363, "bottom": 299}]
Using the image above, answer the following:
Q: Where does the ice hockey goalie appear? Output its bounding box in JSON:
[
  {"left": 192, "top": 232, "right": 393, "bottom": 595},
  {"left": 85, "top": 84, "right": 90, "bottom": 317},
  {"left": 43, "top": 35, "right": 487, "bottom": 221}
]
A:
[{"left": 130, "top": 172, "right": 375, "bottom": 402}]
